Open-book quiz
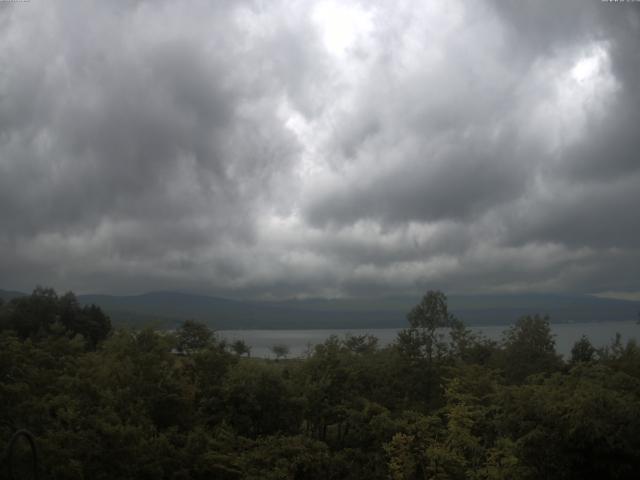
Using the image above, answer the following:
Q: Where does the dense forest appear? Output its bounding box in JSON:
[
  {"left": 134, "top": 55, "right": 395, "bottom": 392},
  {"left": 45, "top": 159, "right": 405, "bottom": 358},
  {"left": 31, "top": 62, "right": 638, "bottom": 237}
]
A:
[{"left": 2, "top": 288, "right": 640, "bottom": 479}]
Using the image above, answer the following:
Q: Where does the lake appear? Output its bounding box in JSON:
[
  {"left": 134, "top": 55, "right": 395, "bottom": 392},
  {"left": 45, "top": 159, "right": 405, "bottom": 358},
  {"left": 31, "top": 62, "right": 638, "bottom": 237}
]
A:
[{"left": 219, "top": 321, "right": 640, "bottom": 359}]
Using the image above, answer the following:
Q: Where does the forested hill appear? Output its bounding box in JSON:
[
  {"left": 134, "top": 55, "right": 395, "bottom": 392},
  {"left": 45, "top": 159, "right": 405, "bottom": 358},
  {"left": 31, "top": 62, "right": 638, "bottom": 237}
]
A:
[
  {"left": 0, "top": 289, "right": 26, "bottom": 302},
  {"left": 3, "top": 289, "right": 637, "bottom": 329}
]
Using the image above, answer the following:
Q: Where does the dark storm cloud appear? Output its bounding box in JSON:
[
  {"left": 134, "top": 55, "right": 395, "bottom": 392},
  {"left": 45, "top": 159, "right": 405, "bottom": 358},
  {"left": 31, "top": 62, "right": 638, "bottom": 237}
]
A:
[
  {"left": 306, "top": 132, "right": 530, "bottom": 227},
  {"left": 0, "top": 2, "right": 298, "bottom": 234},
  {"left": 0, "top": 0, "right": 318, "bottom": 293},
  {"left": 1, "top": 0, "right": 639, "bottom": 298},
  {"left": 503, "top": 173, "right": 640, "bottom": 249},
  {"left": 483, "top": 0, "right": 640, "bottom": 256},
  {"left": 296, "top": 0, "right": 640, "bottom": 297}
]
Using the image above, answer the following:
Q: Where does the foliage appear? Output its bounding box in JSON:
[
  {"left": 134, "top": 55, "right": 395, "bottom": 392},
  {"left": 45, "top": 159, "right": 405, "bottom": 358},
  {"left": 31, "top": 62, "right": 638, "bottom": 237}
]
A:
[
  {"left": 500, "top": 314, "right": 563, "bottom": 383},
  {"left": 1, "top": 287, "right": 640, "bottom": 479},
  {"left": 0, "top": 287, "right": 111, "bottom": 348},
  {"left": 222, "top": 362, "right": 302, "bottom": 437},
  {"left": 401, "top": 290, "right": 457, "bottom": 361},
  {"left": 175, "top": 319, "right": 214, "bottom": 354},
  {"left": 271, "top": 343, "right": 290, "bottom": 360},
  {"left": 570, "top": 335, "right": 596, "bottom": 364},
  {"left": 231, "top": 339, "right": 251, "bottom": 357}
]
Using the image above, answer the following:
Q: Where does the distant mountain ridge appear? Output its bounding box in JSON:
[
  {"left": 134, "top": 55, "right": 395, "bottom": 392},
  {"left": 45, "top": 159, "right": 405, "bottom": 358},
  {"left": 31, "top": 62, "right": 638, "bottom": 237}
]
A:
[
  {"left": 77, "top": 291, "right": 402, "bottom": 329},
  {"left": 0, "top": 289, "right": 26, "bottom": 302},
  {"left": 2, "top": 289, "right": 639, "bottom": 329}
]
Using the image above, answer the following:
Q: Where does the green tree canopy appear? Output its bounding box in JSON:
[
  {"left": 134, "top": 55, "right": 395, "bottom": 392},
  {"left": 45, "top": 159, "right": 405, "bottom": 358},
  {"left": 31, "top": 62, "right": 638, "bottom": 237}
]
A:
[
  {"left": 0, "top": 287, "right": 111, "bottom": 348},
  {"left": 501, "top": 314, "right": 563, "bottom": 383},
  {"left": 231, "top": 339, "right": 251, "bottom": 357},
  {"left": 176, "top": 319, "right": 213, "bottom": 354},
  {"left": 271, "top": 344, "right": 290, "bottom": 360}
]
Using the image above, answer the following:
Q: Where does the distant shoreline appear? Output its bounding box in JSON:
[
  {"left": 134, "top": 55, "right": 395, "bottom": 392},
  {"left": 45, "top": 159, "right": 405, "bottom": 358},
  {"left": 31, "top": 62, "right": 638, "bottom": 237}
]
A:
[
  {"left": 215, "top": 319, "right": 639, "bottom": 331},
  {"left": 217, "top": 321, "right": 640, "bottom": 359}
]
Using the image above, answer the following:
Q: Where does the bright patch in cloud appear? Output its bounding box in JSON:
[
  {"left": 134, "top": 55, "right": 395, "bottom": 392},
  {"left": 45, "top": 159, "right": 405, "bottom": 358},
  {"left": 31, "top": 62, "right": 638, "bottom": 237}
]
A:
[
  {"left": 571, "top": 48, "right": 605, "bottom": 83},
  {"left": 528, "top": 43, "right": 619, "bottom": 152},
  {"left": 312, "top": 1, "right": 373, "bottom": 56}
]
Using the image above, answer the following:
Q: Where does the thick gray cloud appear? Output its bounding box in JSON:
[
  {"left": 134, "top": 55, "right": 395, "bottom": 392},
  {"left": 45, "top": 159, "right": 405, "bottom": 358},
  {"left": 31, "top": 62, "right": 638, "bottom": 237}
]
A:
[{"left": 1, "top": 0, "right": 639, "bottom": 299}]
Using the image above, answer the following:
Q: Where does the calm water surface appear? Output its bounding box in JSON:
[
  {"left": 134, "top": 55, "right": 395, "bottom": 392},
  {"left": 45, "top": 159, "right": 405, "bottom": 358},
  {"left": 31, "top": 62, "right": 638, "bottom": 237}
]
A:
[{"left": 219, "top": 321, "right": 639, "bottom": 359}]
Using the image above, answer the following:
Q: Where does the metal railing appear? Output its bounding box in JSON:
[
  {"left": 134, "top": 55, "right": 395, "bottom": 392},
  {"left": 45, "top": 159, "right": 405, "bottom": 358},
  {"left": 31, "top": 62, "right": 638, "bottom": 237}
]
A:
[{"left": 3, "top": 428, "right": 39, "bottom": 480}]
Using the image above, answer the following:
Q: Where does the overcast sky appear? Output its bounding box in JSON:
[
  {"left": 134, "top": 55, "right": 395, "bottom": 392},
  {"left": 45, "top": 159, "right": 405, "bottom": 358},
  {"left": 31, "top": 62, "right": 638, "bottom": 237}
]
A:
[{"left": 1, "top": 0, "right": 639, "bottom": 299}]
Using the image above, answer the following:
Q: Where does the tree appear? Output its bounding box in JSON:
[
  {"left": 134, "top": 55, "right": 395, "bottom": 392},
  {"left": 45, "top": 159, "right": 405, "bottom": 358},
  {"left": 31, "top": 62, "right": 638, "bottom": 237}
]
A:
[
  {"left": 176, "top": 319, "right": 213, "bottom": 354},
  {"left": 231, "top": 339, "right": 251, "bottom": 357},
  {"left": 501, "top": 314, "right": 562, "bottom": 383},
  {"left": 407, "top": 290, "right": 452, "bottom": 330},
  {"left": 492, "top": 366, "right": 640, "bottom": 479},
  {"left": 570, "top": 335, "right": 596, "bottom": 364},
  {"left": 222, "top": 363, "right": 302, "bottom": 437},
  {"left": 238, "top": 435, "right": 332, "bottom": 479},
  {"left": 59, "top": 292, "right": 111, "bottom": 348},
  {"left": 0, "top": 288, "right": 111, "bottom": 348},
  {"left": 343, "top": 333, "right": 378, "bottom": 355},
  {"left": 401, "top": 290, "right": 457, "bottom": 362},
  {"left": 271, "top": 344, "right": 290, "bottom": 360},
  {"left": 191, "top": 342, "right": 237, "bottom": 426},
  {"left": 3, "top": 286, "right": 59, "bottom": 339}
]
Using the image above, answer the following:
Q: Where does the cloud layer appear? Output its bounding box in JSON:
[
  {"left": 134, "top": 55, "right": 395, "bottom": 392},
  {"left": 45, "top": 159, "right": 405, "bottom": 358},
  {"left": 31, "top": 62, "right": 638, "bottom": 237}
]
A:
[{"left": 1, "top": 0, "right": 639, "bottom": 298}]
